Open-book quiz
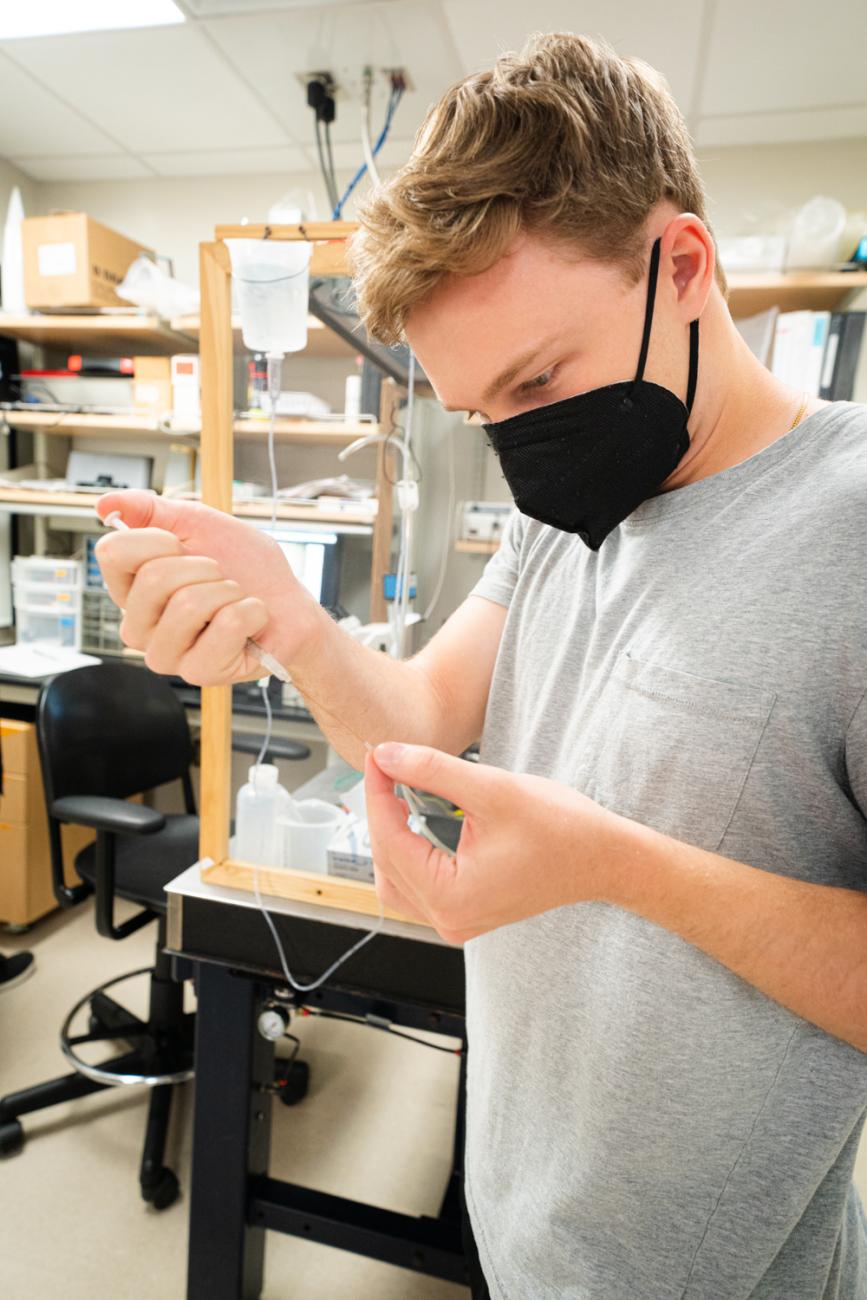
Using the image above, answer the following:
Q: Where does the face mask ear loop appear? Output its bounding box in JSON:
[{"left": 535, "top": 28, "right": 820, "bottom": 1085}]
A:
[
  {"left": 685, "top": 317, "right": 700, "bottom": 416},
  {"left": 628, "top": 236, "right": 662, "bottom": 399}
]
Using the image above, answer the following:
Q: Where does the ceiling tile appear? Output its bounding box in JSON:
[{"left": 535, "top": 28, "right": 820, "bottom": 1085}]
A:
[
  {"left": 203, "top": 0, "right": 461, "bottom": 144},
  {"left": 11, "top": 154, "right": 154, "bottom": 181},
  {"left": 0, "top": 50, "right": 120, "bottom": 155},
  {"left": 144, "top": 145, "right": 311, "bottom": 175},
  {"left": 696, "top": 105, "right": 867, "bottom": 149},
  {"left": 440, "top": 0, "right": 703, "bottom": 111},
  {"left": 700, "top": 0, "right": 867, "bottom": 116},
  {"left": 0, "top": 24, "right": 291, "bottom": 153}
]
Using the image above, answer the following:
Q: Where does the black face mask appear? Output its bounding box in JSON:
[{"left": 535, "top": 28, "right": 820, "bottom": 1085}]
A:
[{"left": 482, "top": 236, "right": 699, "bottom": 550}]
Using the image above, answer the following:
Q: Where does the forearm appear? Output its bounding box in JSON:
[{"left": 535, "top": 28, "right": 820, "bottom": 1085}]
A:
[
  {"left": 277, "top": 603, "right": 457, "bottom": 771},
  {"left": 597, "top": 813, "right": 867, "bottom": 1054}
]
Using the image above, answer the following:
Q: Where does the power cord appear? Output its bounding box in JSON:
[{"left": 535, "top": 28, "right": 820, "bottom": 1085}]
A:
[
  {"left": 308, "top": 76, "right": 338, "bottom": 211},
  {"left": 333, "top": 74, "right": 405, "bottom": 219},
  {"left": 298, "top": 1005, "right": 462, "bottom": 1056}
]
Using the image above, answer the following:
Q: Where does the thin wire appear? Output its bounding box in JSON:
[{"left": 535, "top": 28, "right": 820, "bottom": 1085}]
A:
[
  {"left": 266, "top": 353, "right": 281, "bottom": 534},
  {"left": 255, "top": 680, "right": 272, "bottom": 768},
  {"left": 323, "top": 117, "right": 339, "bottom": 209},
  {"left": 301, "top": 1007, "right": 462, "bottom": 1055},
  {"left": 246, "top": 352, "right": 386, "bottom": 992},
  {"left": 332, "top": 86, "right": 402, "bottom": 219},
  {"left": 314, "top": 116, "right": 337, "bottom": 210},
  {"left": 422, "top": 424, "right": 455, "bottom": 624}
]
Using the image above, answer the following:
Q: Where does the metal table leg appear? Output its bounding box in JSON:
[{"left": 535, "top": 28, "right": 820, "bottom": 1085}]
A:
[{"left": 187, "top": 963, "right": 274, "bottom": 1300}]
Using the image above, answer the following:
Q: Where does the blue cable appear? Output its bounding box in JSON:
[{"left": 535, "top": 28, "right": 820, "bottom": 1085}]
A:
[{"left": 332, "top": 88, "right": 403, "bottom": 220}]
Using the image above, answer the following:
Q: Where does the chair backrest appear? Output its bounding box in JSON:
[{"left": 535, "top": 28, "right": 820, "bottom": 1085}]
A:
[{"left": 37, "top": 662, "right": 194, "bottom": 806}]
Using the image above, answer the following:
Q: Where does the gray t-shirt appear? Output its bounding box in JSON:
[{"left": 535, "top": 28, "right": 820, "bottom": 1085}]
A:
[{"left": 464, "top": 399, "right": 867, "bottom": 1299}]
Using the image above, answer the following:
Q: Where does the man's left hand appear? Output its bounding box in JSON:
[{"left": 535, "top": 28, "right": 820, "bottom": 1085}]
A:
[{"left": 364, "top": 742, "right": 618, "bottom": 944}]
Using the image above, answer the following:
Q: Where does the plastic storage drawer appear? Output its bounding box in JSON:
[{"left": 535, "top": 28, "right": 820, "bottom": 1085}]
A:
[{"left": 12, "top": 556, "right": 83, "bottom": 588}]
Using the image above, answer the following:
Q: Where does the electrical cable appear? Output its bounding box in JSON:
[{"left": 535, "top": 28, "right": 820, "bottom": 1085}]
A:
[
  {"left": 314, "top": 116, "right": 338, "bottom": 211},
  {"left": 323, "top": 117, "right": 339, "bottom": 211},
  {"left": 332, "top": 82, "right": 403, "bottom": 219},
  {"left": 299, "top": 1005, "right": 462, "bottom": 1055}
]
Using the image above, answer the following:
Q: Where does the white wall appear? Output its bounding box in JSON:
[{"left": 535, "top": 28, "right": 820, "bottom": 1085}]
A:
[{"left": 0, "top": 157, "right": 38, "bottom": 234}]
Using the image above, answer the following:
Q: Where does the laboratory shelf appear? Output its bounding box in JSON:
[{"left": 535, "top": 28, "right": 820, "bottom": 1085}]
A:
[
  {"left": 0, "top": 312, "right": 197, "bottom": 356},
  {"left": 1, "top": 408, "right": 380, "bottom": 446},
  {"left": 0, "top": 487, "right": 376, "bottom": 534},
  {"left": 1, "top": 410, "right": 200, "bottom": 443},
  {"left": 726, "top": 269, "right": 867, "bottom": 317}
]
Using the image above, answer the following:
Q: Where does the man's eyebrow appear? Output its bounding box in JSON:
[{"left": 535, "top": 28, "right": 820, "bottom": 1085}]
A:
[{"left": 440, "top": 337, "right": 560, "bottom": 413}]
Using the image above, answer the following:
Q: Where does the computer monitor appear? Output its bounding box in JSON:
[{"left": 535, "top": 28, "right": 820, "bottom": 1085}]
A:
[{"left": 251, "top": 522, "right": 341, "bottom": 608}]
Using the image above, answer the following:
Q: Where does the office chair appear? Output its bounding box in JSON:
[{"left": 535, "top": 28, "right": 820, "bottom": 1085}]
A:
[{"left": 0, "top": 662, "right": 201, "bottom": 1209}]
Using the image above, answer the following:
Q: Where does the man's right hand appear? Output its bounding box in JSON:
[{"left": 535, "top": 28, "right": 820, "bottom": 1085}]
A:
[{"left": 94, "top": 489, "right": 324, "bottom": 686}]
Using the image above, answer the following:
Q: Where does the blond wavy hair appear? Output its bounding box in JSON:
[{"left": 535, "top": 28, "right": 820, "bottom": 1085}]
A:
[{"left": 348, "top": 31, "right": 727, "bottom": 347}]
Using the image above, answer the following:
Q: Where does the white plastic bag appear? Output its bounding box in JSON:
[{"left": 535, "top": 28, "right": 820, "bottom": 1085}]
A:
[{"left": 115, "top": 255, "right": 199, "bottom": 318}]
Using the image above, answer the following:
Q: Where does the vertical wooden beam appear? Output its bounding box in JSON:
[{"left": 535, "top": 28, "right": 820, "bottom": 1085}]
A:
[
  {"left": 369, "top": 378, "right": 398, "bottom": 623},
  {"left": 198, "top": 240, "right": 233, "bottom": 866}
]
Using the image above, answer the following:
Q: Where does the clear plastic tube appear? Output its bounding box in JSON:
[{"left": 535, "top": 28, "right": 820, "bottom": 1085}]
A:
[{"left": 104, "top": 381, "right": 389, "bottom": 987}]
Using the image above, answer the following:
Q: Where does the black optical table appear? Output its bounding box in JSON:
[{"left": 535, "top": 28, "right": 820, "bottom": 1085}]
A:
[{"left": 164, "top": 865, "right": 468, "bottom": 1300}]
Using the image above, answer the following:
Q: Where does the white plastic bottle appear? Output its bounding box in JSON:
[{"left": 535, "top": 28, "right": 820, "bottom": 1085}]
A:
[{"left": 235, "top": 764, "right": 293, "bottom": 866}]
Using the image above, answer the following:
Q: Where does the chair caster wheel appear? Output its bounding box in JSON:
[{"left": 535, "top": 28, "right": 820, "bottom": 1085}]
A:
[
  {"left": 0, "top": 1119, "right": 24, "bottom": 1156},
  {"left": 277, "top": 1058, "right": 310, "bottom": 1106},
  {"left": 142, "top": 1166, "right": 180, "bottom": 1210}
]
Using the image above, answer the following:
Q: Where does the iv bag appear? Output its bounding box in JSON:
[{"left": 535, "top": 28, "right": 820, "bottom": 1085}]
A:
[{"left": 225, "top": 237, "right": 312, "bottom": 354}]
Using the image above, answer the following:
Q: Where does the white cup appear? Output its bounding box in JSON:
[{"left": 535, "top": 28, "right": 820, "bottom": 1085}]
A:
[{"left": 279, "top": 798, "right": 344, "bottom": 873}]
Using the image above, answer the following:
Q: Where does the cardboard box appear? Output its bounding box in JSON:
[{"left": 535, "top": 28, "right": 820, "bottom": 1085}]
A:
[
  {"left": 22, "top": 212, "right": 154, "bottom": 310},
  {"left": 133, "top": 355, "right": 172, "bottom": 415}
]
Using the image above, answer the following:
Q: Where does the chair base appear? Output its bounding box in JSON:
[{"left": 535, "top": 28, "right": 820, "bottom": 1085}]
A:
[
  {"left": 0, "top": 940, "right": 193, "bottom": 1210},
  {"left": 60, "top": 968, "right": 195, "bottom": 1087}
]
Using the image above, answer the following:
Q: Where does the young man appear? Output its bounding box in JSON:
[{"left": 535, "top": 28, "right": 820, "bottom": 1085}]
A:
[{"left": 96, "top": 32, "right": 867, "bottom": 1299}]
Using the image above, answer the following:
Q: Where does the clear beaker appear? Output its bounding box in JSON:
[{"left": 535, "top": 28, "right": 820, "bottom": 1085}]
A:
[
  {"left": 225, "top": 237, "right": 312, "bottom": 354},
  {"left": 278, "top": 799, "right": 344, "bottom": 874}
]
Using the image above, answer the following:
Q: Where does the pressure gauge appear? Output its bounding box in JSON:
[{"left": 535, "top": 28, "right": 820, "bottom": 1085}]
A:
[{"left": 257, "top": 1004, "right": 290, "bottom": 1041}]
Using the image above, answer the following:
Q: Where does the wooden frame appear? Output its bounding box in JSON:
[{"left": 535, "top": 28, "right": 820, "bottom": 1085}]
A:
[{"left": 196, "top": 223, "right": 419, "bottom": 924}]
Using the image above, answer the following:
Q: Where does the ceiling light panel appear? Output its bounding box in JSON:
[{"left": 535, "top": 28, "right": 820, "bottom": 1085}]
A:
[{"left": 0, "top": 0, "right": 185, "bottom": 40}]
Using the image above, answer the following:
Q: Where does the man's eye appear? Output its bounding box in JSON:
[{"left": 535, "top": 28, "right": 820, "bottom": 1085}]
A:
[{"left": 518, "top": 368, "right": 555, "bottom": 394}]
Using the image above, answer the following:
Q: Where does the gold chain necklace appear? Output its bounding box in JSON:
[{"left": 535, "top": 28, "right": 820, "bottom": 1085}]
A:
[{"left": 789, "top": 392, "right": 809, "bottom": 431}]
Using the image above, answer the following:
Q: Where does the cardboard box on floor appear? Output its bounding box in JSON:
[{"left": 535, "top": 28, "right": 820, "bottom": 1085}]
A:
[{"left": 22, "top": 212, "right": 154, "bottom": 310}]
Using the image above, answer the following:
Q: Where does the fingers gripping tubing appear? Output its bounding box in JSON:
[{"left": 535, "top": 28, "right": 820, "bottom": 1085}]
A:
[{"left": 101, "top": 507, "right": 290, "bottom": 684}]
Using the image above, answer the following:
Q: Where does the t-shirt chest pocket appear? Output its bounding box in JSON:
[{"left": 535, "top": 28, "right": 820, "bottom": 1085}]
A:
[{"left": 573, "top": 650, "right": 778, "bottom": 852}]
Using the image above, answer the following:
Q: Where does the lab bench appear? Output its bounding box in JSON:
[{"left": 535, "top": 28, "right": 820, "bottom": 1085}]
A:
[{"left": 166, "top": 864, "right": 468, "bottom": 1298}]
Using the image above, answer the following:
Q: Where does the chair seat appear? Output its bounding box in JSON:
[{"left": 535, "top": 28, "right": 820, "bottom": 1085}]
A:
[{"left": 74, "top": 814, "right": 200, "bottom": 913}]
